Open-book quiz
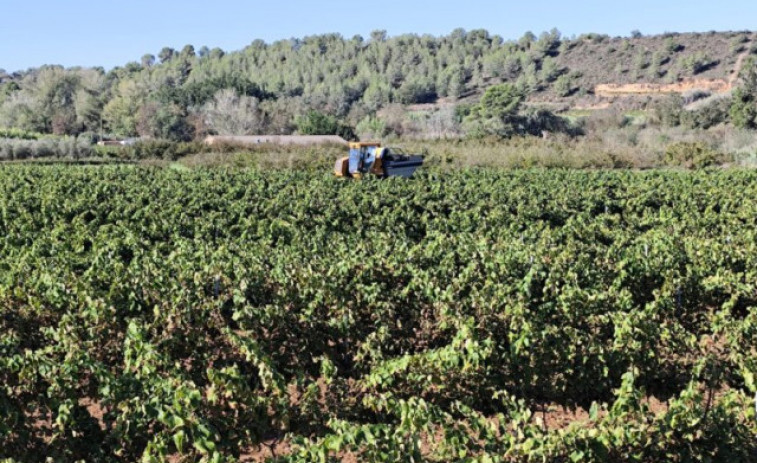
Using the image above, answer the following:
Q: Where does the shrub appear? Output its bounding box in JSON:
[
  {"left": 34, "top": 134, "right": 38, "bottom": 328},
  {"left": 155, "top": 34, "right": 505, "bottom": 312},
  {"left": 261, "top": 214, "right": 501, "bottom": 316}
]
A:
[
  {"left": 295, "top": 111, "right": 355, "bottom": 140},
  {"left": 396, "top": 77, "right": 437, "bottom": 104},
  {"left": 0, "top": 135, "right": 98, "bottom": 160},
  {"left": 664, "top": 141, "right": 726, "bottom": 168},
  {"left": 730, "top": 89, "right": 757, "bottom": 129},
  {"left": 664, "top": 38, "right": 684, "bottom": 54},
  {"left": 12, "top": 142, "right": 32, "bottom": 160},
  {"left": 31, "top": 138, "right": 56, "bottom": 158},
  {"left": 682, "top": 89, "right": 711, "bottom": 105},
  {"left": 522, "top": 108, "right": 582, "bottom": 137},
  {"left": 730, "top": 60, "right": 757, "bottom": 131},
  {"left": 681, "top": 96, "right": 731, "bottom": 129},
  {"left": 94, "top": 145, "right": 123, "bottom": 159},
  {"left": 679, "top": 53, "right": 718, "bottom": 75},
  {"left": 0, "top": 141, "right": 11, "bottom": 160},
  {"left": 118, "top": 140, "right": 208, "bottom": 161},
  {"left": 0, "top": 128, "right": 43, "bottom": 140},
  {"left": 654, "top": 95, "right": 684, "bottom": 126},
  {"left": 553, "top": 75, "right": 574, "bottom": 97},
  {"left": 90, "top": 140, "right": 206, "bottom": 161}
]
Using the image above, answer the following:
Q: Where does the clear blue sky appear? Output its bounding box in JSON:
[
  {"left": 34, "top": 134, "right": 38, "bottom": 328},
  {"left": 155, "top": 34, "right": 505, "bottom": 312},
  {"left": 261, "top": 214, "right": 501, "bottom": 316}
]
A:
[{"left": 2, "top": 0, "right": 756, "bottom": 73}]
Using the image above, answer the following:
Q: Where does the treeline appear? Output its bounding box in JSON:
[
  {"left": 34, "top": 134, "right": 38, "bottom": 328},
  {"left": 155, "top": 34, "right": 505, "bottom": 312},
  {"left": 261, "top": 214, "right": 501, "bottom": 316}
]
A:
[
  {"left": 0, "top": 28, "right": 582, "bottom": 141},
  {"left": 1, "top": 29, "right": 756, "bottom": 143}
]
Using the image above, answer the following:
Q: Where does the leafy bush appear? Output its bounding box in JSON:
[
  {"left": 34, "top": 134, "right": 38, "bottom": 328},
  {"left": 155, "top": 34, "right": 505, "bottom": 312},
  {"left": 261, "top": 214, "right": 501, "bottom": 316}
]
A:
[
  {"left": 0, "top": 136, "right": 93, "bottom": 160},
  {"left": 553, "top": 75, "right": 574, "bottom": 97},
  {"left": 664, "top": 37, "right": 684, "bottom": 53},
  {"left": 730, "top": 88, "right": 757, "bottom": 129},
  {"left": 396, "top": 77, "right": 437, "bottom": 104},
  {"left": 0, "top": 128, "right": 43, "bottom": 140},
  {"left": 654, "top": 95, "right": 685, "bottom": 126},
  {"left": 115, "top": 140, "right": 207, "bottom": 160},
  {"left": 295, "top": 111, "right": 355, "bottom": 140},
  {"left": 682, "top": 89, "right": 711, "bottom": 105},
  {"left": 522, "top": 108, "right": 582, "bottom": 137},
  {"left": 664, "top": 141, "right": 726, "bottom": 168},
  {"left": 729, "top": 60, "right": 757, "bottom": 129},
  {"left": 679, "top": 52, "right": 718, "bottom": 75},
  {"left": 681, "top": 95, "right": 732, "bottom": 129}
]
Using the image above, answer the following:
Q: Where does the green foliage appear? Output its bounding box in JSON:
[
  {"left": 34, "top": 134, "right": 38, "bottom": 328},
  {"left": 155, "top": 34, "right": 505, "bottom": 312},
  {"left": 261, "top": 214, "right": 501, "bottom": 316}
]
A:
[
  {"left": 92, "top": 140, "right": 208, "bottom": 160},
  {"left": 632, "top": 50, "right": 649, "bottom": 79},
  {"left": 730, "top": 58, "right": 757, "bottom": 129},
  {"left": 2, "top": 28, "right": 585, "bottom": 141},
  {"left": 654, "top": 95, "right": 685, "bottom": 126},
  {"left": 664, "top": 37, "right": 684, "bottom": 54},
  {"left": 141, "top": 54, "right": 156, "bottom": 68},
  {"left": 152, "top": 104, "right": 194, "bottom": 142},
  {"left": 355, "top": 115, "right": 387, "bottom": 139},
  {"left": 523, "top": 108, "right": 582, "bottom": 136},
  {"left": 295, "top": 110, "right": 355, "bottom": 140},
  {"left": 679, "top": 52, "right": 718, "bottom": 75},
  {"left": 0, "top": 135, "right": 93, "bottom": 160},
  {"left": 396, "top": 77, "right": 437, "bottom": 104},
  {"left": 532, "top": 28, "right": 562, "bottom": 56},
  {"left": 1, "top": 29, "right": 754, "bottom": 143},
  {"left": 0, "top": 81, "right": 20, "bottom": 105},
  {"left": 730, "top": 88, "right": 757, "bottom": 128},
  {"left": 465, "top": 84, "right": 577, "bottom": 138},
  {"left": 296, "top": 110, "right": 338, "bottom": 135},
  {"left": 1, "top": 167, "right": 757, "bottom": 461},
  {"left": 163, "top": 74, "right": 272, "bottom": 108},
  {"left": 664, "top": 141, "right": 726, "bottom": 168},
  {"left": 553, "top": 74, "right": 574, "bottom": 97},
  {"left": 539, "top": 56, "right": 562, "bottom": 83},
  {"left": 361, "top": 80, "right": 392, "bottom": 112},
  {"left": 158, "top": 47, "right": 176, "bottom": 63},
  {"left": 681, "top": 96, "right": 732, "bottom": 129},
  {"left": 0, "top": 67, "right": 107, "bottom": 136},
  {"left": 477, "top": 83, "right": 525, "bottom": 119},
  {"left": 656, "top": 92, "right": 731, "bottom": 130},
  {"left": 465, "top": 83, "right": 525, "bottom": 136},
  {"left": 0, "top": 127, "right": 43, "bottom": 140}
]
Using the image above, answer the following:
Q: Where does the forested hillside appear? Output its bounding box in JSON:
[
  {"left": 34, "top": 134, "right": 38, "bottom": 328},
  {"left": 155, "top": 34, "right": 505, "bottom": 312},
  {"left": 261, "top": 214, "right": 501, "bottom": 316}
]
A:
[{"left": 0, "top": 29, "right": 756, "bottom": 142}]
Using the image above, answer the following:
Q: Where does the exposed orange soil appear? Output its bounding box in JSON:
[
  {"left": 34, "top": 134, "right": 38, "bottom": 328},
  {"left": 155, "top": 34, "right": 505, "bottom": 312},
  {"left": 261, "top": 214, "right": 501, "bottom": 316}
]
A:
[
  {"left": 595, "top": 79, "right": 731, "bottom": 97},
  {"left": 596, "top": 34, "right": 755, "bottom": 98}
]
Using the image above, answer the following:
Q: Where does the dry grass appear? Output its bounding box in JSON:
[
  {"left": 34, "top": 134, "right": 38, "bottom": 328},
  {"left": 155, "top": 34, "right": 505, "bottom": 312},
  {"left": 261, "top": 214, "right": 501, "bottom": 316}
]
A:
[
  {"left": 171, "top": 125, "right": 757, "bottom": 171},
  {"left": 178, "top": 142, "right": 345, "bottom": 170}
]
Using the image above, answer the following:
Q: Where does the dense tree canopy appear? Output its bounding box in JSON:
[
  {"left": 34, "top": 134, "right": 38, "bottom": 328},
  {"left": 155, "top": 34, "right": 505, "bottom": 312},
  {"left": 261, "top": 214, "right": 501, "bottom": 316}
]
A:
[
  {"left": 0, "top": 29, "right": 755, "bottom": 141},
  {"left": 0, "top": 29, "right": 568, "bottom": 140}
]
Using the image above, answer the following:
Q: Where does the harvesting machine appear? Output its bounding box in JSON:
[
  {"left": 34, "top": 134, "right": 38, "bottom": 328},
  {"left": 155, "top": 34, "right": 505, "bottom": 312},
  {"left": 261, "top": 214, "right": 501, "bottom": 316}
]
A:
[{"left": 334, "top": 142, "right": 423, "bottom": 178}]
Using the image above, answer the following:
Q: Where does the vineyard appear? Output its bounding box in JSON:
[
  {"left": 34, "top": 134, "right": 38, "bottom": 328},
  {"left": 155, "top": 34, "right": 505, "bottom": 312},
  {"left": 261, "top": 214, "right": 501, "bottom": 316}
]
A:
[{"left": 1, "top": 166, "right": 756, "bottom": 462}]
